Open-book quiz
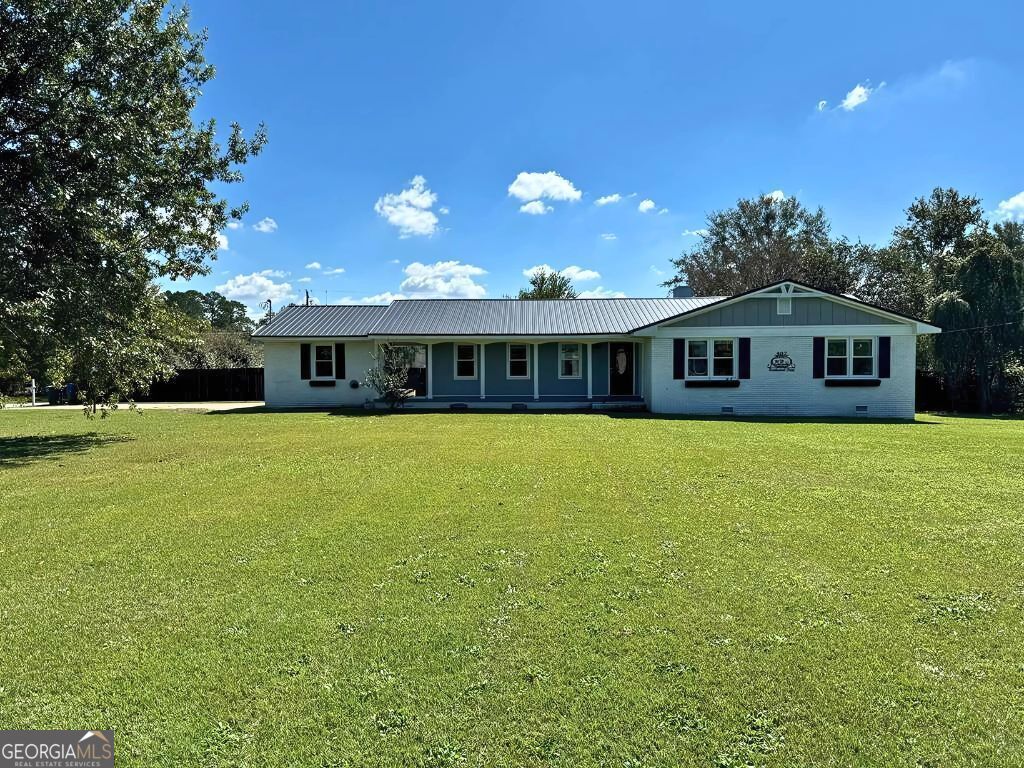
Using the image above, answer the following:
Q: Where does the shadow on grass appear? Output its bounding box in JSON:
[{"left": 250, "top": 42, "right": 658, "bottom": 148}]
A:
[
  {"left": 0, "top": 433, "right": 130, "bottom": 466},
  {"left": 205, "top": 406, "right": 944, "bottom": 425}
]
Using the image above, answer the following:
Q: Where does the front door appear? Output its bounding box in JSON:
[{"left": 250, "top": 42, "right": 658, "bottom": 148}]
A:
[{"left": 609, "top": 342, "right": 634, "bottom": 396}]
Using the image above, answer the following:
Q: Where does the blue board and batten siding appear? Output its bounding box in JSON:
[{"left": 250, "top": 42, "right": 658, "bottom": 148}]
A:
[
  {"left": 665, "top": 297, "right": 900, "bottom": 328},
  {"left": 431, "top": 342, "right": 601, "bottom": 399}
]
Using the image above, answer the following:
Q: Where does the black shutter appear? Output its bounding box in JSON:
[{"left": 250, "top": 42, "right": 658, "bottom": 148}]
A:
[
  {"left": 335, "top": 343, "right": 346, "bottom": 379},
  {"left": 738, "top": 338, "right": 751, "bottom": 379},
  {"left": 300, "top": 343, "right": 311, "bottom": 380},
  {"left": 672, "top": 339, "right": 686, "bottom": 379},
  {"left": 812, "top": 337, "right": 825, "bottom": 379},
  {"left": 878, "top": 336, "right": 891, "bottom": 378}
]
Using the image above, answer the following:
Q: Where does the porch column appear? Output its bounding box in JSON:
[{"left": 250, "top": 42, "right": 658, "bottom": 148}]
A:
[
  {"left": 533, "top": 343, "right": 539, "bottom": 400},
  {"left": 427, "top": 342, "right": 433, "bottom": 400},
  {"left": 587, "top": 342, "right": 593, "bottom": 399},
  {"left": 480, "top": 342, "right": 486, "bottom": 399}
]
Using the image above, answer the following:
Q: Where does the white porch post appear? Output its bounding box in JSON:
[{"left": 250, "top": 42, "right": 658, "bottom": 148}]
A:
[
  {"left": 427, "top": 342, "right": 434, "bottom": 400},
  {"left": 587, "top": 342, "right": 593, "bottom": 400},
  {"left": 533, "top": 343, "right": 540, "bottom": 401},
  {"left": 480, "top": 342, "right": 486, "bottom": 399}
]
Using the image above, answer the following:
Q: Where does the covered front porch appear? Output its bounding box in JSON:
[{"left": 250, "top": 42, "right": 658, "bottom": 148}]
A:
[{"left": 371, "top": 337, "right": 648, "bottom": 407}]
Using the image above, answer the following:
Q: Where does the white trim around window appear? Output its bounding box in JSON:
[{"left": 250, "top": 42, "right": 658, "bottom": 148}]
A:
[
  {"left": 454, "top": 343, "right": 478, "bottom": 380},
  {"left": 506, "top": 343, "right": 530, "bottom": 379},
  {"left": 558, "top": 343, "right": 582, "bottom": 379},
  {"left": 826, "top": 336, "right": 876, "bottom": 378},
  {"left": 313, "top": 343, "right": 334, "bottom": 379},
  {"left": 685, "top": 337, "right": 736, "bottom": 379}
]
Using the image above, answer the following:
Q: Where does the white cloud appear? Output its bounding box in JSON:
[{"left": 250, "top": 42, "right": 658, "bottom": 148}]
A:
[
  {"left": 839, "top": 82, "right": 886, "bottom": 111},
  {"left": 258, "top": 268, "right": 288, "bottom": 278},
  {"left": 388, "top": 259, "right": 400, "bottom": 264},
  {"left": 439, "top": 207, "right": 450, "bottom": 215},
  {"left": 216, "top": 233, "right": 229, "bottom": 251},
  {"left": 594, "top": 194, "right": 622, "bottom": 206},
  {"left": 638, "top": 199, "right": 656, "bottom": 213},
  {"left": 817, "top": 100, "right": 828, "bottom": 112},
  {"left": 297, "top": 277, "right": 312, "bottom": 283},
  {"left": 764, "top": 190, "right": 786, "bottom": 203},
  {"left": 995, "top": 191, "right": 1024, "bottom": 221},
  {"left": 215, "top": 272, "right": 295, "bottom": 304},
  {"left": 374, "top": 175, "right": 443, "bottom": 237},
  {"left": 682, "top": 228, "right": 708, "bottom": 237},
  {"left": 507, "top": 171, "right": 582, "bottom": 203},
  {"left": 359, "top": 291, "right": 407, "bottom": 304},
  {"left": 305, "top": 261, "right": 321, "bottom": 270},
  {"left": 519, "top": 200, "right": 553, "bottom": 215},
  {"left": 578, "top": 286, "right": 627, "bottom": 299},
  {"left": 649, "top": 265, "right": 665, "bottom": 276},
  {"left": 253, "top": 217, "right": 278, "bottom": 233},
  {"left": 658, "top": 208, "right": 669, "bottom": 215},
  {"left": 324, "top": 267, "right": 346, "bottom": 275},
  {"left": 400, "top": 260, "right": 487, "bottom": 298},
  {"left": 600, "top": 233, "right": 617, "bottom": 240},
  {"left": 523, "top": 264, "right": 600, "bottom": 282},
  {"left": 226, "top": 221, "right": 243, "bottom": 230}
]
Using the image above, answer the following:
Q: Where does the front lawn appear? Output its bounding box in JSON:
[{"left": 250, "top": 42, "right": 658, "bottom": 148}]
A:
[{"left": 0, "top": 409, "right": 1021, "bottom": 766}]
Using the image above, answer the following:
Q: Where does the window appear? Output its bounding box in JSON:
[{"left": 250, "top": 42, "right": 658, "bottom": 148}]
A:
[
  {"left": 687, "top": 340, "right": 708, "bottom": 376},
  {"left": 687, "top": 338, "right": 735, "bottom": 378},
  {"left": 826, "top": 338, "right": 847, "bottom": 376},
  {"left": 454, "top": 344, "right": 477, "bottom": 379},
  {"left": 826, "top": 337, "right": 875, "bottom": 378},
  {"left": 559, "top": 343, "right": 581, "bottom": 379},
  {"left": 314, "top": 345, "right": 334, "bottom": 378},
  {"left": 507, "top": 344, "right": 530, "bottom": 379},
  {"left": 852, "top": 338, "right": 874, "bottom": 376},
  {"left": 713, "top": 339, "right": 735, "bottom": 377}
]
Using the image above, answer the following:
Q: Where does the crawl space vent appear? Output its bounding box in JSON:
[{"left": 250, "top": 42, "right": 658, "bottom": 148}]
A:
[
  {"left": 855, "top": 405, "right": 869, "bottom": 413},
  {"left": 721, "top": 406, "right": 735, "bottom": 415}
]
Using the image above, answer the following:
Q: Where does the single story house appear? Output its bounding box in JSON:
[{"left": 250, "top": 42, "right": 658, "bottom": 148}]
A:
[{"left": 253, "top": 279, "right": 940, "bottom": 417}]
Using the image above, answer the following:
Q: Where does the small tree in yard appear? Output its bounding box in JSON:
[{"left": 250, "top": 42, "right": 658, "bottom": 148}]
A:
[{"left": 364, "top": 344, "right": 415, "bottom": 409}]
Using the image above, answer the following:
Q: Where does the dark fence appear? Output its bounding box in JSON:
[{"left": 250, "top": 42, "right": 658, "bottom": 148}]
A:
[{"left": 141, "top": 368, "right": 264, "bottom": 402}]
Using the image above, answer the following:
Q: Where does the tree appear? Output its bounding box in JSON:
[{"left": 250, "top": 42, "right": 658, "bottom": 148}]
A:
[
  {"left": 0, "top": 1, "right": 266, "bottom": 412},
  {"left": 163, "top": 290, "right": 260, "bottom": 368},
  {"left": 933, "top": 232, "right": 1024, "bottom": 412},
  {"left": 860, "top": 188, "right": 985, "bottom": 318},
  {"left": 662, "top": 194, "right": 861, "bottom": 296},
  {"left": 364, "top": 344, "right": 415, "bottom": 409},
  {"left": 518, "top": 269, "right": 578, "bottom": 299}
]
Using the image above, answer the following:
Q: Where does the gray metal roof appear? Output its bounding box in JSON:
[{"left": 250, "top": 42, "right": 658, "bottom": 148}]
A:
[
  {"left": 254, "top": 297, "right": 723, "bottom": 338},
  {"left": 252, "top": 304, "right": 389, "bottom": 337},
  {"left": 369, "top": 298, "right": 722, "bottom": 336}
]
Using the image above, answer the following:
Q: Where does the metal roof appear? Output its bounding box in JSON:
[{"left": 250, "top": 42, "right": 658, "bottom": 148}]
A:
[
  {"left": 252, "top": 304, "right": 389, "bottom": 337},
  {"left": 253, "top": 297, "right": 723, "bottom": 338},
  {"left": 369, "top": 298, "right": 722, "bottom": 336}
]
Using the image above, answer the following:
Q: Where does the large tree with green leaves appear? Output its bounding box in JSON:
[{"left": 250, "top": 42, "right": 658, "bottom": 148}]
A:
[
  {"left": 518, "top": 269, "right": 578, "bottom": 299},
  {"left": 163, "top": 289, "right": 261, "bottom": 368},
  {"left": 0, "top": 1, "right": 265, "bottom": 411},
  {"left": 932, "top": 231, "right": 1024, "bottom": 412},
  {"left": 662, "top": 194, "right": 863, "bottom": 296},
  {"left": 861, "top": 189, "right": 1023, "bottom": 412}
]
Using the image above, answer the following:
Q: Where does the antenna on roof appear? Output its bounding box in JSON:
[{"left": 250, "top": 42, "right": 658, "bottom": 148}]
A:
[
  {"left": 305, "top": 289, "right": 311, "bottom": 306},
  {"left": 259, "top": 298, "right": 273, "bottom": 324}
]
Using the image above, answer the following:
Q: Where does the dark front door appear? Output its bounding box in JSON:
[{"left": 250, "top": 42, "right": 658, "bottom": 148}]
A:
[{"left": 609, "top": 342, "right": 634, "bottom": 396}]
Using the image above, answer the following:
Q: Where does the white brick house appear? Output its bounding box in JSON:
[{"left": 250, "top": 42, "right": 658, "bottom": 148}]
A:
[{"left": 254, "top": 280, "right": 940, "bottom": 418}]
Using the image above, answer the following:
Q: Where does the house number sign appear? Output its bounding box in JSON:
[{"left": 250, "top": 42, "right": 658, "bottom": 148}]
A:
[{"left": 767, "top": 351, "right": 796, "bottom": 372}]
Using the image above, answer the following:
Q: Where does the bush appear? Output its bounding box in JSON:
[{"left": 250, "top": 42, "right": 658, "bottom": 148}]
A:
[{"left": 364, "top": 344, "right": 415, "bottom": 409}]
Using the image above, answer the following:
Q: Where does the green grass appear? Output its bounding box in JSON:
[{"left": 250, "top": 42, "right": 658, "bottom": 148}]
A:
[{"left": 1, "top": 408, "right": 1022, "bottom": 767}]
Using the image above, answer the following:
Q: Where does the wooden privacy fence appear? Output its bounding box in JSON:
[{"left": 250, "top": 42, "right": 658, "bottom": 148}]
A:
[{"left": 142, "top": 368, "right": 264, "bottom": 401}]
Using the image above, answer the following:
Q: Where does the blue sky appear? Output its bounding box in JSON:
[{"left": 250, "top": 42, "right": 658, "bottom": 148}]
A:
[{"left": 173, "top": 1, "right": 1024, "bottom": 312}]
